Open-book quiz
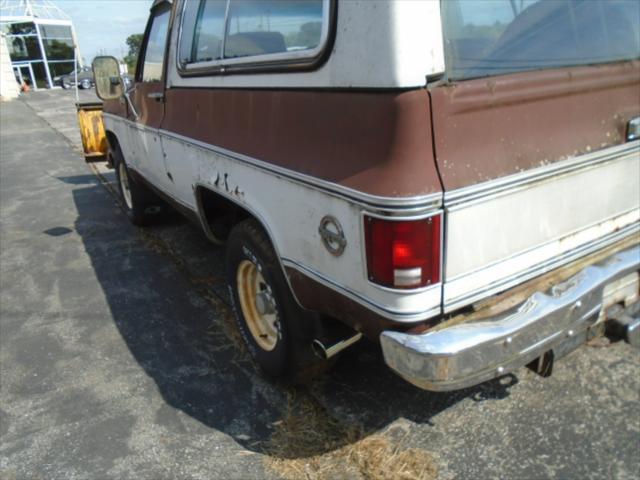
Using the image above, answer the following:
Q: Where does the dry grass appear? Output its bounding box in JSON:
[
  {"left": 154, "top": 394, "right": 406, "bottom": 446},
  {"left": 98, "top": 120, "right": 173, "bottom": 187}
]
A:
[{"left": 263, "top": 390, "right": 438, "bottom": 480}]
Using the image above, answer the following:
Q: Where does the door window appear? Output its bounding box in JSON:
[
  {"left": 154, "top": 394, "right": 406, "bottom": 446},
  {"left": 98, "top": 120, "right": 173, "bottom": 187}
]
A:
[{"left": 141, "top": 5, "right": 172, "bottom": 82}]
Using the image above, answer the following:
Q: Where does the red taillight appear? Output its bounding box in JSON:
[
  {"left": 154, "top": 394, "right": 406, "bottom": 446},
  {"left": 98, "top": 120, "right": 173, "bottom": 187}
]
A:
[{"left": 364, "top": 214, "right": 441, "bottom": 289}]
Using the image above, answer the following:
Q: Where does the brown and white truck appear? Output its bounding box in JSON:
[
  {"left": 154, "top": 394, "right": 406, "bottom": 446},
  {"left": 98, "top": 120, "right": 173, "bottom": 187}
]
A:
[{"left": 90, "top": 0, "right": 640, "bottom": 391}]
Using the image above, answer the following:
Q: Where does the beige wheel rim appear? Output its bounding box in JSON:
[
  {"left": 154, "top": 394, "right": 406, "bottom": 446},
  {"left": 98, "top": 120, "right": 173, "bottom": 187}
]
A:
[{"left": 236, "top": 259, "right": 279, "bottom": 351}]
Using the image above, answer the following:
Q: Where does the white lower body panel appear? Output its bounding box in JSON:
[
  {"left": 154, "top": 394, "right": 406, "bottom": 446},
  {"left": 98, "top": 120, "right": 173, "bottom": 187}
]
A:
[{"left": 443, "top": 144, "right": 640, "bottom": 312}]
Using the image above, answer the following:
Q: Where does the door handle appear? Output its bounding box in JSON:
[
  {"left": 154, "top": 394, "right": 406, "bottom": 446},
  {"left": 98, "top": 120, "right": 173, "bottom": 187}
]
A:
[{"left": 147, "top": 92, "right": 164, "bottom": 102}]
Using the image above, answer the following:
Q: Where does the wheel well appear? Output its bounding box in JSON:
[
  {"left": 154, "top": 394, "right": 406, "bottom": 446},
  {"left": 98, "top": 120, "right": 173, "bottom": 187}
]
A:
[{"left": 196, "top": 187, "right": 252, "bottom": 243}]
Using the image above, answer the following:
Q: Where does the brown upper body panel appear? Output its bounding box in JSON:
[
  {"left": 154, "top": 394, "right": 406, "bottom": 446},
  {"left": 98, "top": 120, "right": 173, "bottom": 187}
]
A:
[
  {"left": 102, "top": 82, "right": 166, "bottom": 127},
  {"left": 131, "top": 82, "right": 166, "bottom": 128},
  {"left": 161, "top": 88, "right": 441, "bottom": 198},
  {"left": 102, "top": 97, "right": 127, "bottom": 118},
  {"left": 430, "top": 60, "right": 640, "bottom": 191}
]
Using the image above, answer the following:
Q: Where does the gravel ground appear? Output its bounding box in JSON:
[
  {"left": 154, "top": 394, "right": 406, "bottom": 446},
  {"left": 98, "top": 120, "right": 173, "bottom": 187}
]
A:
[{"left": 1, "top": 89, "right": 639, "bottom": 480}]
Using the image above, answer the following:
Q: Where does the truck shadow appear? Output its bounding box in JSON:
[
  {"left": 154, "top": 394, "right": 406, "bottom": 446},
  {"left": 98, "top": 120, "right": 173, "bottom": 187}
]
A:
[{"left": 71, "top": 179, "right": 518, "bottom": 462}]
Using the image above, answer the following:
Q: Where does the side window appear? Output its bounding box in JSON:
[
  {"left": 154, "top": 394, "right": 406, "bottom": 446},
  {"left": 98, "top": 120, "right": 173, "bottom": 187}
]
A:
[
  {"left": 192, "top": 0, "right": 227, "bottom": 62},
  {"left": 178, "top": 0, "right": 329, "bottom": 72},
  {"left": 141, "top": 5, "right": 171, "bottom": 82},
  {"left": 225, "top": 0, "right": 323, "bottom": 58}
]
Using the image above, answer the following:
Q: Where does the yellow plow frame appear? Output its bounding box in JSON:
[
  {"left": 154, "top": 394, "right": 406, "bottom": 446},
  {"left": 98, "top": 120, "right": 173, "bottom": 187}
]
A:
[{"left": 76, "top": 102, "right": 107, "bottom": 162}]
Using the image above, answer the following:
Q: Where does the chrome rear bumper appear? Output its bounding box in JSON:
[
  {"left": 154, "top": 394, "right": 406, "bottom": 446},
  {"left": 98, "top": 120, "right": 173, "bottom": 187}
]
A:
[{"left": 380, "top": 245, "right": 640, "bottom": 392}]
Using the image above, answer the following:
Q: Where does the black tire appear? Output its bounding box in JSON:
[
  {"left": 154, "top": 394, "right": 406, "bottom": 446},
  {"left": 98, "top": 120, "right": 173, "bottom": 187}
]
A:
[
  {"left": 111, "top": 144, "right": 156, "bottom": 226},
  {"left": 80, "top": 78, "right": 91, "bottom": 89},
  {"left": 226, "top": 219, "right": 328, "bottom": 380},
  {"left": 61, "top": 80, "right": 70, "bottom": 89}
]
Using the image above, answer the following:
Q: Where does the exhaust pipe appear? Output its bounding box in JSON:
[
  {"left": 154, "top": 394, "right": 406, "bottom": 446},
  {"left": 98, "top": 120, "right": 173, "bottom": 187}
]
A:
[{"left": 312, "top": 332, "right": 363, "bottom": 360}]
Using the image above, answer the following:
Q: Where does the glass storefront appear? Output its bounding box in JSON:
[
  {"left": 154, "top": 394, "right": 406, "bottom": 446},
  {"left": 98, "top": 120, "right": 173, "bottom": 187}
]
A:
[
  {"left": 7, "top": 35, "right": 42, "bottom": 61},
  {"left": 39, "top": 24, "right": 72, "bottom": 39},
  {"left": 47, "top": 61, "right": 74, "bottom": 78},
  {"left": 2, "top": 18, "right": 78, "bottom": 89},
  {"left": 43, "top": 38, "right": 74, "bottom": 60},
  {"left": 1, "top": 21, "right": 36, "bottom": 35},
  {"left": 30, "top": 61, "right": 48, "bottom": 89}
]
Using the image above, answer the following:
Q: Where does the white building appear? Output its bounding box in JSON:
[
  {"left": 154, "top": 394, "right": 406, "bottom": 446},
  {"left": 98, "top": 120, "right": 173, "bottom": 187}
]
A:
[
  {"left": 0, "top": 0, "right": 80, "bottom": 90},
  {"left": 1, "top": 32, "right": 19, "bottom": 99}
]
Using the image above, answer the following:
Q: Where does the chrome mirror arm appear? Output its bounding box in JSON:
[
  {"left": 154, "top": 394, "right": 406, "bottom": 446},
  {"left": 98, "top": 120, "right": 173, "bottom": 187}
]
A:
[{"left": 122, "top": 82, "right": 139, "bottom": 120}]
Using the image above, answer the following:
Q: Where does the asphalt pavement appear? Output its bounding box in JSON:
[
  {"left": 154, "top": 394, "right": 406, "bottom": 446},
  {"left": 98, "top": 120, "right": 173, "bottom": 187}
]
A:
[{"left": 1, "top": 89, "right": 639, "bottom": 480}]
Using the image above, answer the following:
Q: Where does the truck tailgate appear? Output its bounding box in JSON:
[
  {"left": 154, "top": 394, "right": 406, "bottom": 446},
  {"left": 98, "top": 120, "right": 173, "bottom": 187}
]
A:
[{"left": 430, "top": 62, "right": 640, "bottom": 312}]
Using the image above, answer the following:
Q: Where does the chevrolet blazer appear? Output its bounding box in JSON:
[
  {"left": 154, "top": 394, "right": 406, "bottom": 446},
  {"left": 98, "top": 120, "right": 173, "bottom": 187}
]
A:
[{"left": 91, "top": 0, "right": 640, "bottom": 390}]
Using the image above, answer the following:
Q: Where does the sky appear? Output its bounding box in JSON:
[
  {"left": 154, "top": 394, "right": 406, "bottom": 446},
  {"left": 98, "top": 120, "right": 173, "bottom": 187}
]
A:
[{"left": 56, "top": 0, "right": 152, "bottom": 63}]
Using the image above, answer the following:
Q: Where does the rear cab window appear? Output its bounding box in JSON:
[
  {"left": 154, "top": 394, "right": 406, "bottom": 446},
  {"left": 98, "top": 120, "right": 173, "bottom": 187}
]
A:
[
  {"left": 441, "top": 0, "right": 640, "bottom": 80},
  {"left": 177, "top": 0, "right": 331, "bottom": 74}
]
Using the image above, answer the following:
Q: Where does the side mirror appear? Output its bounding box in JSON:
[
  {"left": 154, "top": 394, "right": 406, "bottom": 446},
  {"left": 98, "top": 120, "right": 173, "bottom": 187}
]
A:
[{"left": 92, "top": 56, "right": 123, "bottom": 100}]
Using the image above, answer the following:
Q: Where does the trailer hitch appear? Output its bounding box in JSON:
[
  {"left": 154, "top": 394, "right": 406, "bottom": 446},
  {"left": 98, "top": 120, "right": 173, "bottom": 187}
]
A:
[{"left": 606, "top": 302, "right": 640, "bottom": 348}]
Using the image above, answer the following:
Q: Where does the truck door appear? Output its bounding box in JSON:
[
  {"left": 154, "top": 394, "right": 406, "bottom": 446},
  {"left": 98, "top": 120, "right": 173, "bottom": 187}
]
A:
[{"left": 126, "top": 0, "right": 172, "bottom": 190}]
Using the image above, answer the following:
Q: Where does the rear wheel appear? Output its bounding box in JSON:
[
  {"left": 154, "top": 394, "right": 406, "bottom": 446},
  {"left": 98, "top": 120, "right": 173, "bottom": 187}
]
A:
[
  {"left": 227, "top": 219, "right": 330, "bottom": 380},
  {"left": 80, "top": 78, "right": 91, "bottom": 89}
]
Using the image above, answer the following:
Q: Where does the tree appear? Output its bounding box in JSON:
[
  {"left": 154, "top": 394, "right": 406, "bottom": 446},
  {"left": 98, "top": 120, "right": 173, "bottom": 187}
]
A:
[{"left": 124, "top": 33, "right": 144, "bottom": 74}]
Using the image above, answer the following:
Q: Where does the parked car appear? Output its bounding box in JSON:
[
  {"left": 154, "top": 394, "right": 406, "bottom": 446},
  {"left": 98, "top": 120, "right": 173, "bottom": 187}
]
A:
[
  {"left": 90, "top": 0, "right": 640, "bottom": 391},
  {"left": 54, "top": 66, "right": 94, "bottom": 89}
]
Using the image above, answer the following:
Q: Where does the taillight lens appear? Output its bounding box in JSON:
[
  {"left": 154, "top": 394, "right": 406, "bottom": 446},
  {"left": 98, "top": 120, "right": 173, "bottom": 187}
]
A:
[{"left": 364, "top": 214, "right": 441, "bottom": 289}]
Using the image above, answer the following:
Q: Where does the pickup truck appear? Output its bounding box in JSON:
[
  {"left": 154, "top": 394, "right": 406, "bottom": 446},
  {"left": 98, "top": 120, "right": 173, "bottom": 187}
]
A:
[{"left": 89, "top": 0, "right": 640, "bottom": 391}]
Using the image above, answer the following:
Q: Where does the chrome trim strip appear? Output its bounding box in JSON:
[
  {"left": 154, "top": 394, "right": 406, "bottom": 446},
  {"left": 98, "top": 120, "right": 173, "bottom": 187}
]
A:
[
  {"left": 102, "top": 112, "right": 443, "bottom": 212},
  {"left": 445, "top": 141, "right": 640, "bottom": 209},
  {"left": 282, "top": 258, "right": 442, "bottom": 323},
  {"left": 444, "top": 221, "right": 639, "bottom": 313},
  {"left": 158, "top": 128, "right": 443, "bottom": 212},
  {"left": 381, "top": 245, "right": 640, "bottom": 391}
]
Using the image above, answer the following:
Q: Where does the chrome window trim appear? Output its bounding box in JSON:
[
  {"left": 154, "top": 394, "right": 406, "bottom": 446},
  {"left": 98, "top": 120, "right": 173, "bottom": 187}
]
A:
[
  {"left": 102, "top": 113, "right": 443, "bottom": 212},
  {"left": 175, "top": 0, "right": 334, "bottom": 76},
  {"left": 445, "top": 141, "right": 640, "bottom": 209},
  {"left": 220, "top": 0, "right": 232, "bottom": 60}
]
